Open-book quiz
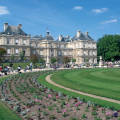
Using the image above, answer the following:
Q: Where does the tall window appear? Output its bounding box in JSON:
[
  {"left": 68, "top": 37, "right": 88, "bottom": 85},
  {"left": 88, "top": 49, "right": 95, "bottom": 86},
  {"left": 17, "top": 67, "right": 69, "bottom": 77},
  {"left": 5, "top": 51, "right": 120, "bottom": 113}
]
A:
[
  {"left": 74, "top": 44, "right": 76, "bottom": 48},
  {"left": 93, "top": 58, "right": 94, "bottom": 63},
  {"left": 51, "top": 50, "right": 54, "bottom": 56},
  {"left": 84, "top": 51, "right": 86, "bottom": 55},
  {"left": 78, "top": 43, "right": 79, "bottom": 48},
  {"left": 88, "top": 43, "right": 90, "bottom": 48},
  {"left": 69, "top": 51, "right": 71, "bottom": 56},
  {"left": 84, "top": 43, "right": 85, "bottom": 48},
  {"left": 64, "top": 45, "right": 66, "bottom": 48},
  {"left": 58, "top": 51, "right": 61, "bottom": 55},
  {"left": 78, "top": 51, "right": 79, "bottom": 55},
  {"left": 33, "top": 50, "right": 36, "bottom": 54},
  {"left": 71, "top": 44, "right": 72, "bottom": 48},
  {"left": 93, "top": 51, "right": 94, "bottom": 55},
  {"left": 7, "top": 39, "right": 10, "bottom": 44},
  {"left": 40, "top": 51, "right": 43, "bottom": 55},
  {"left": 15, "top": 49, "right": 18, "bottom": 54},
  {"left": 7, "top": 49, "right": 10, "bottom": 54},
  {"left": 23, "top": 40, "right": 26, "bottom": 45},
  {"left": 16, "top": 40, "right": 18, "bottom": 45},
  {"left": 93, "top": 44, "right": 94, "bottom": 48},
  {"left": 64, "top": 51, "right": 66, "bottom": 55}
]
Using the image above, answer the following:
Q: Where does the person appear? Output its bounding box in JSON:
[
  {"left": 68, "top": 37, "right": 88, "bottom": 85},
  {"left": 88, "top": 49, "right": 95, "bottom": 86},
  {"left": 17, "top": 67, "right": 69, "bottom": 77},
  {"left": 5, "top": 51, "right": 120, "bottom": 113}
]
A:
[
  {"left": 9, "top": 62, "right": 13, "bottom": 71},
  {"left": 18, "top": 65, "right": 21, "bottom": 73},
  {"left": 30, "top": 62, "right": 32, "bottom": 71},
  {"left": 24, "top": 65, "right": 29, "bottom": 72}
]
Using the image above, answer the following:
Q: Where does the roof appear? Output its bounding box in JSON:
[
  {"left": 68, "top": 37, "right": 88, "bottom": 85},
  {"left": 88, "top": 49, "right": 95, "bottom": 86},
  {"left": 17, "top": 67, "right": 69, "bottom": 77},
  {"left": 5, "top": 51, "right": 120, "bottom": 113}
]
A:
[
  {"left": 57, "top": 36, "right": 72, "bottom": 42},
  {"left": 43, "top": 31, "right": 54, "bottom": 40},
  {"left": 31, "top": 35, "right": 43, "bottom": 40},
  {"left": 2, "top": 25, "right": 28, "bottom": 36},
  {"left": 72, "top": 33, "right": 93, "bottom": 41}
]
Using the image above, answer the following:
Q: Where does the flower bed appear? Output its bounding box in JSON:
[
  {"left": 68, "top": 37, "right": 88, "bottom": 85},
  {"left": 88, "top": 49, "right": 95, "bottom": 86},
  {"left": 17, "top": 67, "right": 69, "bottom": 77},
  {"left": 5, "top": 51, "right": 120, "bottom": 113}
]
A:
[{"left": 0, "top": 70, "right": 120, "bottom": 120}]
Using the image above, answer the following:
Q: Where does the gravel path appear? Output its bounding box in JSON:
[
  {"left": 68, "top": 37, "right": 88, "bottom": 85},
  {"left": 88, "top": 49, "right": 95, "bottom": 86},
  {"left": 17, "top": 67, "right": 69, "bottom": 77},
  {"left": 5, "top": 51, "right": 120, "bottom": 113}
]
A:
[{"left": 46, "top": 74, "right": 120, "bottom": 104}]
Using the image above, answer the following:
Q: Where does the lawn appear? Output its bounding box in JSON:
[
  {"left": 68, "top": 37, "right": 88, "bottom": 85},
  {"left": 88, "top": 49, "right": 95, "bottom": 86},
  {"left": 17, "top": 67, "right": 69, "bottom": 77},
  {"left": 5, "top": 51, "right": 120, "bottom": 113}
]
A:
[
  {"left": 2, "top": 63, "right": 40, "bottom": 69},
  {"left": 50, "top": 68, "right": 120, "bottom": 101}
]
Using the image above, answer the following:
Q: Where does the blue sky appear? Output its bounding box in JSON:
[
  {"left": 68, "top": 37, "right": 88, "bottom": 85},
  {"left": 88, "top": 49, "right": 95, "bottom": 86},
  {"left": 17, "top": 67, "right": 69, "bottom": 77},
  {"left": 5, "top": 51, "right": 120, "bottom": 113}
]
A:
[{"left": 0, "top": 0, "right": 120, "bottom": 41}]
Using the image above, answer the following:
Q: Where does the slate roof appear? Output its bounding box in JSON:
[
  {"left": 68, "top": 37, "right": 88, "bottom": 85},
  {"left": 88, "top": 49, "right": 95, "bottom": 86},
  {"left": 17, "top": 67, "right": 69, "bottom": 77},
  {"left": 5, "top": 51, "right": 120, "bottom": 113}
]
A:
[
  {"left": 72, "top": 33, "right": 93, "bottom": 41},
  {"left": 56, "top": 36, "right": 72, "bottom": 42},
  {"left": 2, "top": 25, "right": 28, "bottom": 36},
  {"left": 43, "top": 31, "right": 54, "bottom": 40},
  {"left": 31, "top": 35, "right": 43, "bottom": 40}
]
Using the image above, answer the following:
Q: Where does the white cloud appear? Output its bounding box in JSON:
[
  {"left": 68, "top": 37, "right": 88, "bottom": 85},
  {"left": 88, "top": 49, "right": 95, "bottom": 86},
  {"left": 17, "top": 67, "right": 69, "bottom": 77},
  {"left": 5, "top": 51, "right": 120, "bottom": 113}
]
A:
[
  {"left": 0, "top": 6, "right": 10, "bottom": 15},
  {"left": 116, "top": 33, "right": 119, "bottom": 34},
  {"left": 100, "top": 19, "right": 118, "bottom": 24},
  {"left": 91, "top": 8, "right": 108, "bottom": 14},
  {"left": 73, "top": 6, "right": 82, "bottom": 10}
]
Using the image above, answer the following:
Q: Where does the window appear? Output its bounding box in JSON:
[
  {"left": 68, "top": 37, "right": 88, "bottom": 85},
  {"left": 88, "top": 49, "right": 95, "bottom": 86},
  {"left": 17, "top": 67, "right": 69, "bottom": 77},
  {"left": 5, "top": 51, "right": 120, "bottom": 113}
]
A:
[
  {"left": 23, "top": 40, "right": 26, "bottom": 45},
  {"left": 93, "top": 58, "right": 94, "bottom": 63},
  {"left": 40, "top": 51, "right": 43, "bottom": 55},
  {"left": 16, "top": 40, "right": 18, "bottom": 45},
  {"left": 51, "top": 50, "right": 54, "bottom": 56},
  {"left": 78, "top": 43, "right": 79, "bottom": 48},
  {"left": 84, "top": 51, "right": 85, "bottom": 55},
  {"left": 84, "top": 43, "right": 85, "bottom": 48},
  {"left": 78, "top": 51, "right": 79, "bottom": 55},
  {"left": 88, "top": 43, "right": 90, "bottom": 48},
  {"left": 15, "top": 49, "right": 18, "bottom": 54},
  {"left": 89, "top": 51, "right": 90, "bottom": 55},
  {"left": 93, "top": 44, "right": 94, "bottom": 48},
  {"left": 69, "top": 51, "right": 71, "bottom": 56},
  {"left": 33, "top": 50, "right": 36, "bottom": 54},
  {"left": 58, "top": 51, "right": 61, "bottom": 55},
  {"left": 64, "top": 51, "right": 66, "bottom": 55},
  {"left": 74, "top": 44, "right": 76, "bottom": 48},
  {"left": 7, "top": 39, "right": 10, "bottom": 44},
  {"left": 7, "top": 49, "right": 10, "bottom": 54},
  {"left": 64, "top": 45, "right": 66, "bottom": 48},
  {"left": 93, "top": 51, "right": 94, "bottom": 55},
  {"left": 71, "top": 45, "right": 72, "bottom": 48}
]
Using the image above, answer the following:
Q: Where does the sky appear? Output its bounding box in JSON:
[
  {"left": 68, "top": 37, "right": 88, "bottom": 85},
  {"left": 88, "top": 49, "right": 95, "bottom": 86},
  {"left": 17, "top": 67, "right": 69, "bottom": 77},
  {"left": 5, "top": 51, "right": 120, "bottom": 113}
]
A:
[{"left": 0, "top": 0, "right": 120, "bottom": 41}]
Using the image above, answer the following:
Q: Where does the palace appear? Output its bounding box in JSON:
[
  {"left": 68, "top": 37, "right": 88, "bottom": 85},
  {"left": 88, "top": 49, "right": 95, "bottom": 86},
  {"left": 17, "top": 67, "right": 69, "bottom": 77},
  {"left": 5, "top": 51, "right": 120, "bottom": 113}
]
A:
[{"left": 0, "top": 23, "right": 97, "bottom": 65}]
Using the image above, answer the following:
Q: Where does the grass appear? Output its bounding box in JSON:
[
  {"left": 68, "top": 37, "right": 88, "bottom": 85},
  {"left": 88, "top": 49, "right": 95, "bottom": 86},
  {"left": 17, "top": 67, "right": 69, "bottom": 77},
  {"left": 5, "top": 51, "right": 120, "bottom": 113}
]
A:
[
  {"left": 51, "top": 68, "right": 120, "bottom": 101},
  {"left": 0, "top": 76, "right": 22, "bottom": 120},
  {"left": 37, "top": 72, "right": 120, "bottom": 110},
  {"left": 2, "top": 63, "right": 40, "bottom": 69}
]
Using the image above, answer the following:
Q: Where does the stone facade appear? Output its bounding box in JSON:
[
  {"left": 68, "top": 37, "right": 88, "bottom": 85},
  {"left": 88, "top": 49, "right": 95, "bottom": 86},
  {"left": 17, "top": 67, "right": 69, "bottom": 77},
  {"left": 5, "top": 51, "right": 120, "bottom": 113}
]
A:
[{"left": 0, "top": 23, "right": 97, "bottom": 64}]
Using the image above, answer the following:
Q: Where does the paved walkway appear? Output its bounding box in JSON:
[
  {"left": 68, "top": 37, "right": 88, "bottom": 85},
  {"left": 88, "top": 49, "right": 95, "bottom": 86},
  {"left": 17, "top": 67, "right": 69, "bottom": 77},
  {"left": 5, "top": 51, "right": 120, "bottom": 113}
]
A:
[{"left": 46, "top": 74, "right": 120, "bottom": 104}]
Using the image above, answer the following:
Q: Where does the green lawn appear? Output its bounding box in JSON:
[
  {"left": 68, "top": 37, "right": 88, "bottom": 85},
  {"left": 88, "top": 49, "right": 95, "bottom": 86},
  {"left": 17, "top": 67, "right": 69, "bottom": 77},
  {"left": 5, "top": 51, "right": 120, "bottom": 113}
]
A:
[
  {"left": 2, "top": 63, "right": 40, "bottom": 69},
  {"left": 50, "top": 68, "right": 120, "bottom": 101},
  {"left": 37, "top": 73, "right": 120, "bottom": 110},
  {"left": 0, "top": 76, "right": 22, "bottom": 120}
]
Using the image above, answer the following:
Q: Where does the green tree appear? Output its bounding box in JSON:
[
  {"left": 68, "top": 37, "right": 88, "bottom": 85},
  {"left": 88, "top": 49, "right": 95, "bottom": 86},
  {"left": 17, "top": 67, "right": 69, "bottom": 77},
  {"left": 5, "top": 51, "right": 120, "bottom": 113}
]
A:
[
  {"left": 63, "top": 56, "right": 69, "bottom": 64},
  {"left": 72, "top": 59, "right": 76, "bottom": 62},
  {"left": 85, "top": 58, "right": 89, "bottom": 63},
  {"left": 11, "top": 54, "right": 15, "bottom": 61},
  {"left": 30, "top": 54, "right": 38, "bottom": 68},
  {"left": 111, "top": 58, "right": 114, "bottom": 62},
  {"left": 39, "top": 59, "right": 45, "bottom": 64},
  {"left": 50, "top": 58, "right": 57, "bottom": 64},
  {"left": 19, "top": 51, "right": 25, "bottom": 61},
  {"left": 0, "top": 47, "right": 7, "bottom": 64},
  {"left": 97, "top": 34, "right": 120, "bottom": 61}
]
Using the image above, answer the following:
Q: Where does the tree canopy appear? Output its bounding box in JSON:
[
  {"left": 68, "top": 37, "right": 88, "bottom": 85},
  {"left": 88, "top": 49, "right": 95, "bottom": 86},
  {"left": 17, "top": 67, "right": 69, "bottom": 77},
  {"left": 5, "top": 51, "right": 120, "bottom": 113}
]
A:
[
  {"left": 50, "top": 58, "right": 57, "bottom": 64},
  {"left": 97, "top": 34, "right": 120, "bottom": 61},
  {"left": 39, "top": 59, "right": 45, "bottom": 64},
  {"left": 72, "top": 58, "right": 76, "bottom": 62},
  {"left": 63, "top": 56, "right": 69, "bottom": 64},
  {"left": 30, "top": 54, "right": 38, "bottom": 64},
  {"left": 0, "top": 48, "right": 7, "bottom": 64},
  {"left": 19, "top": 51, "right": 25, "bottom": 61}
]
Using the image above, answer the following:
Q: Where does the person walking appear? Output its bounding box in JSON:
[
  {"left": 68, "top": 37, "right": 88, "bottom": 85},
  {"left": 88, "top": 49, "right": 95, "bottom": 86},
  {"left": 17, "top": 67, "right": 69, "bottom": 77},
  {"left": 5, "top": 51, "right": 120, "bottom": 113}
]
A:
[
  {"left": 30, "top": 62, "right": 32, "bottom": 71},
  {"left": 10, "top": 62, "right": 13, "bottom": 71}
]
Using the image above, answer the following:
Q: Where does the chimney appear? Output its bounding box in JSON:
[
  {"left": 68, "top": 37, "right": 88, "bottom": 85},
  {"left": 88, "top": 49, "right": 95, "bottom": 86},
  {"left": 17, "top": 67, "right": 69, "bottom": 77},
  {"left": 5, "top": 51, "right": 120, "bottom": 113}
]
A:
[
  {"left": 77, "top": 30, "right": 81, "bottom": 37},
  {"left": 40, "top": 35, "right": 42, "bottom": 37},
  {"left": 47, "top": 31, "right": 49, "bottom": 35},
  {"left": 59, "top": 35, "right": 62, "bottom": 41},
  {"left": 85, "top": 31, "right": 89, "bottom": 35},
  {"left": 67, "top": 36, "right": 70, "bottom": 38},
  {"left": 18, "top": 23, "right": 22, "bottom": 29},
  {"left": 4, "top": 22, "right": 8, "bottom": 31}
]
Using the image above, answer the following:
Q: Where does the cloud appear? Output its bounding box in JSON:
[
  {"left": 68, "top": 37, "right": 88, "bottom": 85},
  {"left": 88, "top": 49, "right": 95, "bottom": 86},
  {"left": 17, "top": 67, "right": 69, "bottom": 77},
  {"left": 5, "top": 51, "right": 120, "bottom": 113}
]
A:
[
  {"left": 100, "top": 19, "right": 118, "bottom": 24},
  {"left": 0, "top": 6, "right": 10, "bottom": 15},
  {"left": 91, "top": 8, "right": 108, "bottom": 14},
  {"left": 73, "top": 6, "right": 82, "bottom": 10}
]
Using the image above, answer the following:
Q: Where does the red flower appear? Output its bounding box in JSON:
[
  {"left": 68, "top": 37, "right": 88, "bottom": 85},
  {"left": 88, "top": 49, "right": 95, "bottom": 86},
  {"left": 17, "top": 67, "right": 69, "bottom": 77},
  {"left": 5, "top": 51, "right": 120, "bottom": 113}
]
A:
[{"left": 117, "top": 110, "right": 120, "bottom": 112}]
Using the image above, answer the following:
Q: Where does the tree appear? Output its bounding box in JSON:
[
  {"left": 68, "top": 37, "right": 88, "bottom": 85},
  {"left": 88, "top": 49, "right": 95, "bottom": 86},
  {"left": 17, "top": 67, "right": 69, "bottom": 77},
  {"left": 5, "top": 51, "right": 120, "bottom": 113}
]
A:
[
  {"left": 63, "top": 56, "right": 69, "bottom": 64},
  {"left": 97, "top": 34, "right": 120, "bottom": 61},
  {"left": 50, "top": 58, "right": 57, "bottom": 64},
  {"left": 72, "top": 59, "right": 76, "bottom": 62},
  {"left": 39, "top": 59, "right": 45, "bottom": 64},
  {"left": 30, "top": 54, "right": 38, "bottom": 64},
  {"left": 0, "top": 47, "right": 7, "bottom": 64},
  {"left": 85, "top": 58, "right": 89, "bottom": 63},
  {"left": 11, "top": 54, "right": 15, "bottom": 61},
  {"left": 19, "top": 51, "right": 25, "bottom": 61},
  {"left": 111, "top": 58, "right": 114, "bottom": 62}
]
